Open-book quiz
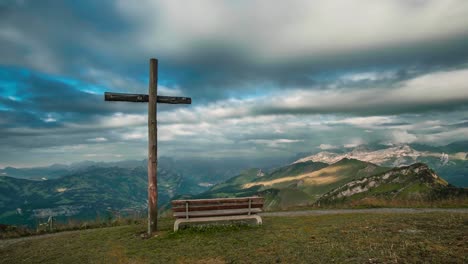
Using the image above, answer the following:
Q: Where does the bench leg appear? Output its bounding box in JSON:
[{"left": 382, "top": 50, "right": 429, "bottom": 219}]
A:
[
  {"left": 173, "top": 215, "right": 263, "bottom": 232},
  {"left": 174, "top": 219, "right": 183, "bottom": 232},
  {"left": 253, "top": 215, "right": 262, "bottom": 225}
]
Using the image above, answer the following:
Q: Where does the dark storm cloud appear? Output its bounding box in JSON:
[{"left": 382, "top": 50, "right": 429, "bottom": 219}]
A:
[
  {"left": 1, "top": 0, "right": 468, "bottom": 167},
  {"left": 113, "top": 0, "right": 468, "bottom": 102},
  {"left": 0, "top": 67, "right": 150, "bottom": 153},
  {"left": 0, "top": 0, "right": 130, "bottom": 77},
  {"left": 0, "top": 68, "right": 147, "bottom": 117},
  {"left": 1, "top": 0, "right": 468, "bottom": 104},
  {"left": 253, "top": 98, "right": 468, "bottom": 117},
  {"left": 445, "top": 121, "right": 468, "bottom": 129},
  {"left": 167, "top": 34, "right": 468, "bottom": 101},
  {"left": 379, "top": 122, "right": 412, "bottom": 127}
]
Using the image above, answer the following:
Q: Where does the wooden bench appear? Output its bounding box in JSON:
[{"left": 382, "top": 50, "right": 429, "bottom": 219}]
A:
[{"left": 171, "top": 197, "right": 264, "bottom": 231}]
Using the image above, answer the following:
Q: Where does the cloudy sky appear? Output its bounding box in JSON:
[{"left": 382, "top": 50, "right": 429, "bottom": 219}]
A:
[{"left": 1, "top": 0, "right": 468, "bottom": 167}]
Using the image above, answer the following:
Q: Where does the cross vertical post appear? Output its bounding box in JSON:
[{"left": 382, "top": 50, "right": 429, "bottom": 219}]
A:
[
  {"left": 104, "top": 58, "right": 191, "bottom": 237},
  {"left": 148, "top": 58, "right": 158, "bottom": 234}
]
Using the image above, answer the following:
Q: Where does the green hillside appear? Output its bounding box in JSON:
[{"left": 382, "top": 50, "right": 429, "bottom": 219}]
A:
[
  {"left": 0, "top": 166, "right": 198, "bottom": 227},
  {"left": 317, "top": 163, "right": 467, "bottom": 206},
  {"left": 198, "top": 159, "right": 390, "bottom": 210},
  {"left": 209, "top": 168, "right": 261, "bottom": 192},
  {"left": 255, "top": 161, "right": 328, "bottom": 182}
]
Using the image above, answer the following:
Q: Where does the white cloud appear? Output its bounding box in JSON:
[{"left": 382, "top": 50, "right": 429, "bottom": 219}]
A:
[
  {"left": 417, "top": 127, "right": 468, "bottom": 145},
  {"left": 42, "top": 114, "right": 57, "bottom": 123},
  {"left": 33, "top": 144, "right": 87, "bottom": 153},
  {"left": 268, "top": 68, "right": 468, "bottom": 116},
  {"left": 0, "top": 25, "right": 61, "bottom": 72},
  {"left": 318, "top": 144, "right": 338, "bottom": 150},
  {"left": 7, "top": 96, "right": 20, "bottom": 101},
  {"left": 344, "top": 138, "right": 365, "bottom": 148},
  {"left": 296, "top": 69, "right": 467, "bottom": 114},
  {"left": 391, "top": 130, "right": 418, "bottom": 144},
  {"left": 121, "top": 132, "right": 145, "bottom": 140},
  {"left": 341, "top": 71, "right": 396, "bottom": 82},
  {"left": 101, "top": 113, "right": 146, "bottom": 128},
  {"left": 2, "top": 0, "right": 468, "bottom": 166},
  {"left": 86, "top": 137, "right": 108, "bottom": 142},
  {"left": 157, "top": 68, "right": 468, "bottom": 126},
  {"left": 2, "top": 0, "right": 468, "bottom": 75},
  {"left": 82, "top": 67, "right": 183, "bottom": 95},
  {"left": 84, "top": 153, "right": 124, "bottom": 158},
  {"left": 247, "top": 139, "right": 303, "bottom": 148}
]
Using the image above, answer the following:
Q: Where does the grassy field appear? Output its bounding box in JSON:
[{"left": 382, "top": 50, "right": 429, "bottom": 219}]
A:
[{"left": 1, "top": 213, "right": 466, "bottom": 263}]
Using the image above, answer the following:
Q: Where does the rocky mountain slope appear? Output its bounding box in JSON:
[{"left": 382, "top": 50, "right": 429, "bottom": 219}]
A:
[
  {"left": 317, "top": 163, "right": 466, "bottom": 205},
  {"left": 198, "top": 158, "right": 466, "bottom": 210},
  {"left": 293, "top": 143, "right": 467, "bottom": 187},
  {"left": 197, "top": 159, "right": 391, "bottom": 210}
]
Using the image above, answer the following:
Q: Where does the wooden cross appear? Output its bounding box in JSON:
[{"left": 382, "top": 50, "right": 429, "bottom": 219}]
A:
[{"left": 104, "top": 58, "right": 191, "bottom": 236}]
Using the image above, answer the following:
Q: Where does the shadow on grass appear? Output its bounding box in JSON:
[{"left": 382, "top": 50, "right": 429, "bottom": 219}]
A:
[{"left": 170, "top": 223, "right": 259, "bottom": 235}]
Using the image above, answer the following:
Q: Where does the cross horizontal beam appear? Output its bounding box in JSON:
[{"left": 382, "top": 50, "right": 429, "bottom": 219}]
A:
[{"left": 104, "top": 92, "right": 191, "bottom": 104}]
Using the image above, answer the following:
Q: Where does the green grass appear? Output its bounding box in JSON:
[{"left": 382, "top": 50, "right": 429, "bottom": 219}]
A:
[
  {"left": 370, "top": 183, "right": 404, "bottom": 194},
  {"left": 1, "top": 213, "right": 466, "bottom": 263}
]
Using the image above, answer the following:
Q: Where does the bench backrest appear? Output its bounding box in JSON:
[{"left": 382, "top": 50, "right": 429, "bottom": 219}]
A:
[{"left": 171, "top": 197, "right": 264, "bottom": 219}]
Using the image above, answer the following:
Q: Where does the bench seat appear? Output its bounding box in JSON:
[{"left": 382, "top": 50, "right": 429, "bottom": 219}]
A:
[{"left": 171, "top": 197, "right": 264, "bottom": 231}]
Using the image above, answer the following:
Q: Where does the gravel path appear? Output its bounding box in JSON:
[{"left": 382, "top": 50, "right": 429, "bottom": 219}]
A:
[
  {"left": 1, "top": 208, "right": 466, "bottom": 249},
  {"left": 260, "top": 208, "right": 468, "bottom": 217}
]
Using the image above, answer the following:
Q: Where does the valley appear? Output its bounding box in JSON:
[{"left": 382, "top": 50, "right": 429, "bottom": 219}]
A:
[{"left": 0, "top": 142, "right": 466, "bottom": 227}]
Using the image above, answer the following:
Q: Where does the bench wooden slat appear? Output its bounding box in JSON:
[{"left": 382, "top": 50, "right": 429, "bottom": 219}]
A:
[
  {"left": 171, "top": 197, "right": 264, "bottom": 206},
  {"left": 171, "top": 200, "right": 263, "bottom": 208},
  {"left": 171, "top": 201, "right": 264, "bottom": 208},
  {"left": 171, "top": 201, "right": 263, "bottom": 208},
  {"left": 172, "top": 203, "right": 263, "bottom": 212},
  {"left": 173, "top": 208, "right": 262, "bottom": 218},
  {"left": 171, "top": 196, "right": 264, "bottom": 230}
]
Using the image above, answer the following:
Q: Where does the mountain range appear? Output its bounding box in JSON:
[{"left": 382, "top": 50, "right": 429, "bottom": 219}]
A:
[
  {"left": 0, "top": 156, "right": 285, "bottom": 226},
  {"left": 0, "top": 141, "right": 466, "bottom": 226},
  {"left": 197, "top": 158, "right": 466, "bottom": 210},
  {"left": 294, "top": 143, "right": 467, "bottom": 187}
]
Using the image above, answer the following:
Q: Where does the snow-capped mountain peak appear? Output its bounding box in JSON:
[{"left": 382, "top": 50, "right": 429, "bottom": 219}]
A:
[{"left": 294, "top": 145, "right": 422, "bottom": 166}]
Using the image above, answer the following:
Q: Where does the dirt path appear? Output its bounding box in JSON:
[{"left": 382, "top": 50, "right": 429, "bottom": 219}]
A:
[
  {"left": 1, "top": 208, "right": 466, "bottom": 249},
  {"left": 0, "top": 226, "right": 116, "bottom": 249},
  {"left": 260, "top": 208, "right": 468, "bottom": 217}
]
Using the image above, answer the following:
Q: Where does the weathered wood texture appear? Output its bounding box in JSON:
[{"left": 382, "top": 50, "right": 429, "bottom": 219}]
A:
[
  {"left": 104, "top": 92, "right": 148, "bottom": 102},
  {"left": 171, "top": 197, "right": 264, "bottom": 231},
  {"left": 172, "top": 197, "right": 264, "bottom": 206},
  {"left": 157, "top": 95, "right": 191, "bottom": 104},
  {"left": 171, "top": 203, "right": 263, "bottom": 212},
  {"left": 171, "top": 196, "right": 264, "bottom": 220},
  {"left": 104, "top": 58, "right": 192, "bottom": 236},
  {"left": 105, "top": 92, "right": 191, "bottom": 104},
  {"left": 147, "top": 58, "right": 158, "bottom": 234}
]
